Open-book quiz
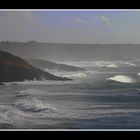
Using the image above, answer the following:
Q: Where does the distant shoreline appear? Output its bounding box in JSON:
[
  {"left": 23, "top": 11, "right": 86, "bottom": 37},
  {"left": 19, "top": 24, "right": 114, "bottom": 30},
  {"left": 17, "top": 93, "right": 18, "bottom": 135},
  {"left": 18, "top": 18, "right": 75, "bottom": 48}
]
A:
[{"left": 0, "top": 41, "right": 140, "bottom": 46}]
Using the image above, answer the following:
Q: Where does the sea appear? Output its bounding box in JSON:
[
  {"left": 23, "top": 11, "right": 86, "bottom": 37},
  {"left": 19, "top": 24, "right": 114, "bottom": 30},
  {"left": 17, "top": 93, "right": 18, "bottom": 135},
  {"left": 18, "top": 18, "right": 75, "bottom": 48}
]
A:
[{"left": 1, "top": 60, "right": 140, "bottom": 129}]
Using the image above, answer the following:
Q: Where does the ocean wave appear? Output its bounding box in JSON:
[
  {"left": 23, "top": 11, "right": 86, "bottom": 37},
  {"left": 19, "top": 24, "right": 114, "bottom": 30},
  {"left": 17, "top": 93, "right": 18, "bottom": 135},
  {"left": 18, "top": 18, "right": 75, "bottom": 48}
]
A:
[
  {"left": 107, "top": 75, "right": 137, "bottom": 83},
  {"left": 0, "top": 106, "right": 26, "bottom": 126},
  {"left": 124, "top": 62, "right": 136, "bottom": 66},
  {"left": 138, "top": 73, "right": 140, "bottom": 76},
  {"left": 15, "top": 89, "right": 56, "bottom": 112},
  {"left": 0, "top": 114, "right": 12, "bottom": 126},
  {"left": 15, "top": 89, "right": 48, "bottom": 97},
  {"left": 5, "top": 109, "right": 31, "bottom": 120},
  {"left": 7, "top": 79, "right": 79, "bottom": 86},
  {"left": 101, "top": 64, "right": 118, "bottom": 68},
  {"left": 14, "top": 97, "right": 56, "bottom": 112},
  {"left": 58, "top": 60, "right": 136, "bottom": 68}
]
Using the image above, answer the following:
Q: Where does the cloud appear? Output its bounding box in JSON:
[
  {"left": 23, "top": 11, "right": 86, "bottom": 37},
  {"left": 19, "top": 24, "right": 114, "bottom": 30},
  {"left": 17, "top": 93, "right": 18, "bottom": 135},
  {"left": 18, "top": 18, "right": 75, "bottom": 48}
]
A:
[
  {"left": 74, "top": 15, "right": 114, "bottom": 27},
  {"left": 0, "top": 11, "right": 35, "bottom": 24},
  {"left": 93, "top": 16, "right": 113, "bottom": 26},
  {"left": 0, "top": 11, "right": 47, "bottom": 41},
  {"left": 74, "top": 18, "right": 88, "bottom": 24},
  {"left": 0, "top": 11, "right": 115, "bottom": 44}
]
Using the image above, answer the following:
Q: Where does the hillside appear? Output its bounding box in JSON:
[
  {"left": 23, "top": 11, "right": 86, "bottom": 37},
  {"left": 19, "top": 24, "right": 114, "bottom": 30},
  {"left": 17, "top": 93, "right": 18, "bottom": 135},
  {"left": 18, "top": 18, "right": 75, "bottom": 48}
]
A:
[
  {"left": 26, "top": 58, "right": 85, "bottom": 72},
  {"left": 0, "top": 50, "right": 71, "bottom": 82}
]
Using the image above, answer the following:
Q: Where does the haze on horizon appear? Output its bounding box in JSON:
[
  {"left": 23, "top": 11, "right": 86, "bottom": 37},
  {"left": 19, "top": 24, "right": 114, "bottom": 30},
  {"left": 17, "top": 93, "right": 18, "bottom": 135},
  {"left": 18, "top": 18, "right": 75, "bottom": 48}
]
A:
[{"left": 0, "top": 10, "right": 140, "bottom": 44}]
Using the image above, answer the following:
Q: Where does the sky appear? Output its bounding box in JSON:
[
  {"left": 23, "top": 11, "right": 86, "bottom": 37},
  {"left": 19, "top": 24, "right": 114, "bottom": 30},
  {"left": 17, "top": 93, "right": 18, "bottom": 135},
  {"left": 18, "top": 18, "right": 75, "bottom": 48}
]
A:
[{"left": 0, "top": 10, "right": 140, "bottom": 44}]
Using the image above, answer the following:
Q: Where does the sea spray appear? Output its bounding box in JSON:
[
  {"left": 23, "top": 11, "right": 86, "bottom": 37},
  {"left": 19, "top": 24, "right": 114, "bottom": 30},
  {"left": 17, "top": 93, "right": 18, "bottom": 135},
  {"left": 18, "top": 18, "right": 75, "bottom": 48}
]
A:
[{"left": 107, "top": 75, "right": 136, "bottom": 83}]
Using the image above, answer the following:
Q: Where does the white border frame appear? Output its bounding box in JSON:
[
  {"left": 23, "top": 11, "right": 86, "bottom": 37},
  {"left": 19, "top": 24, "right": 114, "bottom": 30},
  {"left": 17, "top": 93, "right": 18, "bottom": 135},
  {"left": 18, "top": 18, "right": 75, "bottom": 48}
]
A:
[{"left": 0, "top": 9, "right": 140, "bottom": 11}]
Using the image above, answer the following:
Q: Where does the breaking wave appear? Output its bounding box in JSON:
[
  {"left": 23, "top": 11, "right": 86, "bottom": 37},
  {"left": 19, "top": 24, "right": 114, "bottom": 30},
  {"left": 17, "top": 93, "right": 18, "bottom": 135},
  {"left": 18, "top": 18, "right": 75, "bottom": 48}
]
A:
[
  {"left": 15, "top": 89, "right": 48, "bottom": 97},
  {"left": 58, "top": 60, "right": 136, "bottom": 68},
  {"left": 107, "top": 75, "right": 137, "bottom": 83},
  {"left": 0, "top": 105, "right": 32, "bottom": 127},
  {"left": 15, "top": 89, "right": 56, "bottom": 112},
  {"left": 15, "top": 97, "right": 55, "bottom": 112},
  {"left": 138, "top": 73, "right": 140, "bottom": 76},
  {"left": 102, "top": 64, "right": 118, "bottom": 68},
  {"left": 124, "top": 62, "right": 136, "bottom": 66}
]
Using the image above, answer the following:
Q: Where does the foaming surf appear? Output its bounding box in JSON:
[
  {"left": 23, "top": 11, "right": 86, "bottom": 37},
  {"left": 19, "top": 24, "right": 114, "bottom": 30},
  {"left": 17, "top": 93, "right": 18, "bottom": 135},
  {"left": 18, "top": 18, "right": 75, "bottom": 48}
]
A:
[
  {"left": 5, "top": 79, "right": 77, "bottom": 85},
  {"left": 124, "top": 62, "right": 136, "bottom": 66},
  {"left": 1, "top": 59, "right": 140, "bottom": 128},
  {"left": 57, "top": 60, "right": 136, "bottom": 68},
  {"left": 102, "top": 64, "right": 118, "bottom": 68},
  {"left": 14, "top": 89, "right": 56, "bottom": 112},
  {"left": 138, "top": 73, "right": 140, "bottom": 76},
  {"left": 107, "top": 75, "right": 137, "bottom": 83},
  {"left": 15, "top": 89, "right": 48, "bottom": 97},
  {"left": 53, "top": 71, "right": 87, "bottom": 78},
  {"left": 14, "top": 97, "right": 55, "bottom": 112},
  {"left": 0, "top": 105, "right": 31, "bottom": 127}
]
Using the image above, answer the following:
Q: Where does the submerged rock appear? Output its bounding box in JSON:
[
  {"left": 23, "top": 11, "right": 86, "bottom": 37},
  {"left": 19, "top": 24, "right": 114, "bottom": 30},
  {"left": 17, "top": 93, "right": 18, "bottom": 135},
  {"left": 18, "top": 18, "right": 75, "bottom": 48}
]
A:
[{"left": 0, "top": 83, "right": 5, "bottom": 86}]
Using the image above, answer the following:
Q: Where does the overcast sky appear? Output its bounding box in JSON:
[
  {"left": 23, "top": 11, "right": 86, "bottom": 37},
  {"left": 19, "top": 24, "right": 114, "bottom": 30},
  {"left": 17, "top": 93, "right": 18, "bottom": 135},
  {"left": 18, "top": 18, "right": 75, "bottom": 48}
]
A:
[{"left": 0, "top": 10, "right": 140, "bottom": 44}]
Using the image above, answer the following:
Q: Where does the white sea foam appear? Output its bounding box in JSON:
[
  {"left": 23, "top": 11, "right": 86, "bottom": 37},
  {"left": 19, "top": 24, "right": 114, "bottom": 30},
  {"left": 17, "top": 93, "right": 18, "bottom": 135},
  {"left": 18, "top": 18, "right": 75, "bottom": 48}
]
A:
[
  {"left": 15, "top": 89, "right": 56, "bottom": 112},
  {"left": 5, "top": 79, "right": 83, "bottom": 86},
  {"left": 57, "top": 60, "right": 136, "bottom": 68},
  {"left": 138, "top": 73, "right": 140, "bottom": 76},
  {"left": 107, "top": 75, "right": 136, "bottom": 83},
  {"left": 16, "top": 89, "right": 48, "bottom": 97},
  {"left": 124, "top": 62, "right": 136, "bottom": 66},
  {"left": 5, "top": 109, "right": 31, "bottom": 120},
  {"left": 104, "top": 64, "right": 118, "bottom": 68},
  {"left": 7, "top": 80, "right": 61, "bottom": 85},
  {"left": 15, "top": 97, "right": 56, "bottom": 112},
  {"left": 0, "top": 113, "right": 12, "bottom": 125},
  {"left": 53, "top": 72, "right": 87, "bottom": 78},
  {"left": 0, "top": 106, "right": 28, "bottom": 125},
  {"left": 58, "top": 61, "right": 118, "bottom": 68}
]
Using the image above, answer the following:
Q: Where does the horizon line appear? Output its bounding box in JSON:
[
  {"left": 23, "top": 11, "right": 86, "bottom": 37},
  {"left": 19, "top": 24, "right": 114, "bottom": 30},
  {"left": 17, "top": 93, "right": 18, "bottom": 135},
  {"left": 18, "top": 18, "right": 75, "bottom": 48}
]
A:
[{"left": 1, "top": 40, "right": 140, "bottom": 45}]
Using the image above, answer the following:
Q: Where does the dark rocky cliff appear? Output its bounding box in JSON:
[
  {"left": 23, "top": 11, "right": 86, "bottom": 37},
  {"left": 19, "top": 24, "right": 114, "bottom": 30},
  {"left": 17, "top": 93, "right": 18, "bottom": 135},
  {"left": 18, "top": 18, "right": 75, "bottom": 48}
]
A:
[{"left": 0, "top": 50, "right": 71, "bottom": 82}]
